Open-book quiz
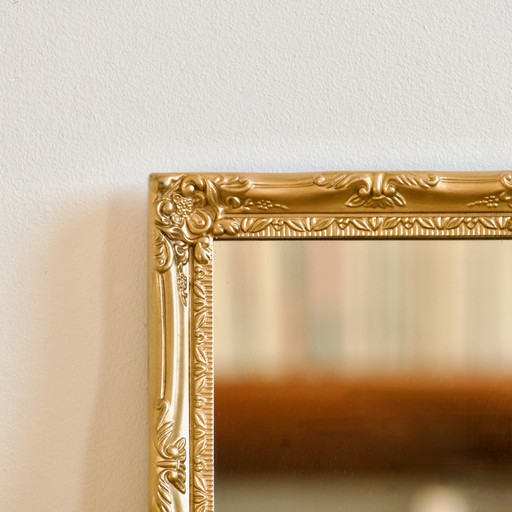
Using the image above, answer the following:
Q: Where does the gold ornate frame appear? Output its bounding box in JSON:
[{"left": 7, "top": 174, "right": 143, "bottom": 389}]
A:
[{"left": 148, "top": 171, "right": 512, "bottom": 512}]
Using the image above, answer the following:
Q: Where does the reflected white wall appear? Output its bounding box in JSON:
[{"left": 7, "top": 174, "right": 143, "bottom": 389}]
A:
[{"left": 215, "top": 240, "right": 512, "bottom": 379}]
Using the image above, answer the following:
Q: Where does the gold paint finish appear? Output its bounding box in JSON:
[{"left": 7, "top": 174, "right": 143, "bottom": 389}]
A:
[{"left": 148, "top": 171, "right": 512, "bottom": 511}]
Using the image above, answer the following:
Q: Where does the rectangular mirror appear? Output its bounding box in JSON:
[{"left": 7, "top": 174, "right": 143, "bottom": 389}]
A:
[
  {"left": 214, "top": 240, "right": 512, "bottom": 512},
  {"left": 149, "top": 172, "right": 512, "bottom": 512}
]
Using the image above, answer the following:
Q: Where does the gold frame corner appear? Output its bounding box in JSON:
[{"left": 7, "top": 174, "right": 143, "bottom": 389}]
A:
[{"left": 148, "top": 171, "right": 512, "bottom": 512}]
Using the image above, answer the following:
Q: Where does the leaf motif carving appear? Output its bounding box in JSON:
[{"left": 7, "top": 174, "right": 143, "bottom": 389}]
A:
[
  {"left": 444, "top": 217, "right": 463, "bottom": 230},
  {"left": 244, "top": 218, "right": 272, "bottom": 233},
  {"left": 231, "top": 215, "right": 512, "bottom": 236},
  {"left": 240, "top": 217, "right": 254, "bottom": 232},
  {"left": 195, "top": 376, "right": 207, "bottom": 393},
  {"left": 195, "top": 410, "right": 207, "bottom": 431},
  {"left": 193, "top": 282, "right": 206, "bottom": 300},
  {"left": 213, "top": 218, "right": 241, "bottom": 236},
  {"left": 351, "top": 219, "right": 372, "bottom": 231},
  {"left": 383, "top": 217, "right": 401, "bottom": 229},
  {"left": 195, "top": 474, "right": 208, "bottom": 493},
  {"left": 194, "top": 237, "right": 212, "bottom": 265},
  {"left": 284, "top": 219, "right": 307, "bottom": 231},
  {"left": 194, "top": 312, "right": 207, "bottom": 330},
  {"left": 416, "top": 217, "right": 436, "bottom": 229},
  {"left": 479, "top": 217, "right": 499, "bottom": 229},
  {"left": 314, "top": 172, "right": 440, "bottom": 209},
  {"left": 195, "top": 346, "right": 208, "bottom": 366},
  {"left": 191, "top": 262, "right": 213, "bottom": 512},
  {"left": 154, "top": 400, "right": 187, "bottom": 512},
  {"left": 497, "top": 217, "right": 509, "bottom": 229},
  {"left": 311, "top": 218, "right": 335, "bottom": 231},
  {"left": 369, "top": 217, "right": 382, "bottom": 230}
]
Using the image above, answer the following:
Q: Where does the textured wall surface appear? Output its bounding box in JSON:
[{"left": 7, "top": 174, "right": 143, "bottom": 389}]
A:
[{"left": 1, "top": 1, "right": 512, "bottom": 510}]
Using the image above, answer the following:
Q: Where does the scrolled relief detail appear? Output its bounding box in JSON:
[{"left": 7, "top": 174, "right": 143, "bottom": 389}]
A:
[
  {"left": 467, "top": 172, "right": 512, "bottom": 209},
  {"left": 153, "top": 174, "right": 287, "bottom": 306},
  {"left": 313, "top": 172, "right": 440, "bottom": 208},
  {"left": 154, "top": 400, "right": 187, "bottom": 512}
]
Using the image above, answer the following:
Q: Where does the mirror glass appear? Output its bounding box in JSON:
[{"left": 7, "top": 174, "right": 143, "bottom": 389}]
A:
[{"left": 214, "top": 240, "right": 512, "bottom": 512}]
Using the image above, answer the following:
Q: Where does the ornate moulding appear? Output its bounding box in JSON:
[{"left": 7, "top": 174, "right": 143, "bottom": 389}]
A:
[{"left": 148, "top": 171, "right": 512, "bottom": 512}]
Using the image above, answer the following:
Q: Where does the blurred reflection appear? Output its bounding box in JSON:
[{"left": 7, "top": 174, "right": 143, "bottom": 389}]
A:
[
  {"left": 410, "top": 486, "right": 469, "bottom": 512},
  {"left": 214, "top": 241, "right": 512, "bottom": 512}
]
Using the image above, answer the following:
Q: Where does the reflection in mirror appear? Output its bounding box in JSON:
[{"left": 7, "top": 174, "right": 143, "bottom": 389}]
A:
[{"left": 214, "top": 240, "right": 512, "bottom": 512}]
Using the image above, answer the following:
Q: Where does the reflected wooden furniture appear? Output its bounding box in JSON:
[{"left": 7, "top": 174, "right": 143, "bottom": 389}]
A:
[{"left": 215, "top": 378, "right": 512, "bottom": 475}]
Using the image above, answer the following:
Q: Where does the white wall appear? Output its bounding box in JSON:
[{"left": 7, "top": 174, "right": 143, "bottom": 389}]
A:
[{"left": 1, "top": 1, "right": 512, "bottom": 510}]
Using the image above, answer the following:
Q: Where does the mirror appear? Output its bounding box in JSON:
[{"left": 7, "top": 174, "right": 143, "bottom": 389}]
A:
[
  {"left": 214, "top": 240, "right": 512, "bottom": 512},
  {"left": 149, "top": 172, "right": 512, "bottom": 512}
]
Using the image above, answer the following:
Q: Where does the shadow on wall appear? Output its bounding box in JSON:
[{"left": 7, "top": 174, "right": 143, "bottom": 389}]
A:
[
  {"left": 82, "top": 192, "right": 148, "bottom": 511},
  {"left": 4, "top": 191, "right": 148, "bottom": 511}
]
